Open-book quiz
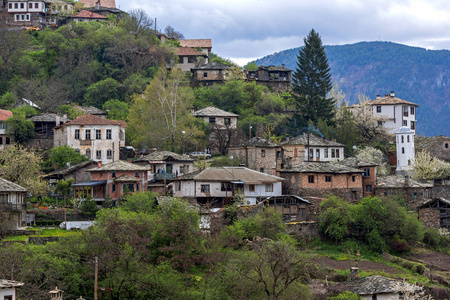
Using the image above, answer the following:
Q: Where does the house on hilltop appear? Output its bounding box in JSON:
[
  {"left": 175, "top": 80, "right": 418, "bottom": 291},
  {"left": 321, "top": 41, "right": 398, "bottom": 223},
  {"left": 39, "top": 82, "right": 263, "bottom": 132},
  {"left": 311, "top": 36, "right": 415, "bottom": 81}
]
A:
[
  {"left": 191, "top": 62, "right": 232, "bottom": 86},
  {"left": 0, "top": 279, "right": 24, "bottom": 300},
  {"left": 66, "top": 9, "right": 107, "bottom": 23},
  {"left": 340, "top": 157, "right": 378, "bottom": 197},
  {"left": 246, "top": 65, "right": 292, "bottom": 91},
  {"left": 173, "top": 47, "right": 208, "bottom": 72},
  {"left": 180, "top": 39, "right": 212, "bottom": 56},
  {"left": 53, "top": 114, "right": 126, "bottom": 164}
]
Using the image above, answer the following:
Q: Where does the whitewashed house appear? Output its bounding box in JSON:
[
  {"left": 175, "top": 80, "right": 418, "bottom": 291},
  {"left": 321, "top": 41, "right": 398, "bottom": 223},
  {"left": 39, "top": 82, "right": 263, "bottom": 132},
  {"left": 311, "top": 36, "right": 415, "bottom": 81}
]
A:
[
  {"left": 396, "top": 126, "right": 415, "bottom": 172},
  {"left": 53, "top": 114, "right": 126, "bottom": 164},
  {"left": 173, "top": 167, "right": 284, "bottom": 206},
  {"left": 0, "top": 279, "right": 24, "bottom": 300},
  {"left": 349, "top": 91, "right": 418, "bottom": 134}
]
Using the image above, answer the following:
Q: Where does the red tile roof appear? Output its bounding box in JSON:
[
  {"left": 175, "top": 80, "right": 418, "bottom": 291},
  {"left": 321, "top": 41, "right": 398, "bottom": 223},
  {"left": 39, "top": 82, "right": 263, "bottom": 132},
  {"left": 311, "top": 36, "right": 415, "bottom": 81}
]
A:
[
  {"left": 180, "top": 39, "right": 212, "bottom": 49},
  {"left": 176, "top": 47, "right": 207, "bottom": 56},
  {"left": 79, "top": 0, "right": 116, "bottom": 8},
  {"left": 0, "top": 109, "right": 13, "bottom": 121},
  {"left": 60, "top": 114, "right": 126, "bottom": 127},
  {"left": 71, "top": 10, "right": 107, "bottom": 19}
]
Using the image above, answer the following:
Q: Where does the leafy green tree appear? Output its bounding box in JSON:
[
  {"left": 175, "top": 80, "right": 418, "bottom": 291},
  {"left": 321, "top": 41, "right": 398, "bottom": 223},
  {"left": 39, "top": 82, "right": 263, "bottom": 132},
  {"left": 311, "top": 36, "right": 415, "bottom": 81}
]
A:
[
  {"left": 292, "top": 29, "right": 334, "bottom": 124},
  {"left": 84, "top": 78, "right": 122, "bottom": 108},
  {"left": 54, "top": 178, "right": 74, "bottom": 206},
  {"left": 102, "top": 99, "right": 129, "bottom": 120},
  {"left": 120, "top": 191, "right": 158, "bottom": 214},
  {"left": 244, "top": 61, "right": 258, "bottom": 71},
  {"left": 0, "top": 91, "right": 17, "bottom": 109},
  {"left": 5, "top": 107, "right": 37, "bottom": 143},
  {"left": 44, "top": 145, "right": 88, "bottom": 171},
  {"left": 55, "top": 104, "right": 84, "bottom": 120}
]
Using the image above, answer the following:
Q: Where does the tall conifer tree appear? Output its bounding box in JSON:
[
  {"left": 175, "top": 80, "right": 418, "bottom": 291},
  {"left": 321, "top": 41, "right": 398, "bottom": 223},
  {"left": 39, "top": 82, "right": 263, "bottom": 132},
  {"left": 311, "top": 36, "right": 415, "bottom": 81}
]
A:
[{"left": 292, "top": 29, "right": 335, "bottom": 124}]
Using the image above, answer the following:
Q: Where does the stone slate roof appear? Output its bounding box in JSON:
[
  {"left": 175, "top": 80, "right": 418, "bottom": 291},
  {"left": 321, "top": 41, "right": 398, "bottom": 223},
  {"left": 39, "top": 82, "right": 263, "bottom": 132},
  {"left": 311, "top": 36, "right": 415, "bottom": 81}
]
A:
[
  {"left": 43, "top": 161, "right": 97, "bottom": 178},
  {"left": 176, "top": 167, "right": 284, "bottom": 184},
  {"left": 230, "top": 137, "right": 278, "bottom": 148},
  {"left": 280, "top": 161, "right": 363, "bottom": 174},
  {"left": 0, "top": 279, "right": 24, "bottom": 288},
  {"left": 114, "top": 174, "right": 141, "bottom": 182},
  {"left": 88, "top": 160, "right": 147, "bottom": 172},
  {"left": 351, "top": 275, "right": 423, "bottom": 295},
  {"left": 282, "top": 133, "right": 344, "bottom": 147},
  {"left": 349, "top": 95, "right": 418, "bottom": 107},
  {"left": 29, "top": 113, "right": 63, "bottom": 122},
  {"left": 57, "top": 114, "right": 126, "bottom": 128},
  {"left": 134, "top": 151, "right": 193, "bottom": 162},
  {"left": 180, "top": 39, "right": 212, "bottom": 49},
  {"left": 259, "top": 65, "right": 292, "bottom": 72},
  {"left": 0, "top": 109, "right": 13, "bottom": 121},
  {"left": 418, "top": 197, "right": 450, "bottom": 209},
  {"left": 78, "top": 106, "right": 107, "bottom": 115},
  {"left": 340, "top": 157, "right": 378, "bottom": 168},
  {"left": 376, "top": 175, "right": 433, "bottom": 188},
  {"left": 0, "top": 177, "right": 27, "bottom": 192},
  {"left": 193, "top": 106, "right": 239, "bottom": 117},
  {"left": 193, "top": 62, "right": 231, "bottom": 70},
  {"left": 87, "top": 6, "right": 124, "bottom": 14}
]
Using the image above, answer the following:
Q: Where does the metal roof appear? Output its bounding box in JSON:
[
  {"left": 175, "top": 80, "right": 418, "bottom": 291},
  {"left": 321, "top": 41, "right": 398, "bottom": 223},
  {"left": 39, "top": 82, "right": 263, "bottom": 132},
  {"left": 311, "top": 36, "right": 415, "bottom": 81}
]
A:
[{"left": 72, "top": 180, "right": 106, "bottom": 187}]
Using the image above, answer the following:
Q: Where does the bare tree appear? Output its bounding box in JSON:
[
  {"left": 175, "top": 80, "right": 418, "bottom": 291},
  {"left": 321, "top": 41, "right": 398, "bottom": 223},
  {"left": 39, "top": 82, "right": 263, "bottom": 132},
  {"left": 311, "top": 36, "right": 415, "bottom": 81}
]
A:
[
  {"left": 123, "top": 8, "right": 154, "bottom": 38},
  {"left": 164, "top": 25, "right": 184, "bottom": 40}
]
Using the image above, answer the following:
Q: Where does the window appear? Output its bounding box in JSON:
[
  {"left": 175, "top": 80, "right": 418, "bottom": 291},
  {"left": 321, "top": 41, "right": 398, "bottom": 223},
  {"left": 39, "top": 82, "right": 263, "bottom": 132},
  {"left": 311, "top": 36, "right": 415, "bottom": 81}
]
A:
[
  {"left": 324, "top": 149, "right": 328, "bottom": 158},
  {"left": 221, "top": 182, "right": 232, "bottom": 191},
  {"left": 366, "top": 185, "right": 373, "bottom": 192},
  {"left": 123, "top": 183, "right": 134, "bottom": 192},
  {"left": 410, "top": 121, "right": 415, "bottom": 130},
  {"left": 201, "top": 184, "right": 210, "bottom": 193},
  {"left": 261, "top": 149, "right": 265, "bottom": 157},
  {"left": 351, "top": 191, "right": 358, "bottom": 201},
  {"left": 4, "top": 295, "right": 13, "bottom": 300},
  {"left": 0, "top": 137, "right": 2, "bottom": 144},
  {"left": 376, "top": 106, "right": 381, "bottom": 113},
  {"left": 336, "top": 149, "right": 340, "bottom": 158},
  {"left": 85, "top": 129, "right": 91, "bottom": 140},
  {"left": 35, "top": 3, "right": 39, "bottom": 8},
  {"left": 136, "top": 183, "right": 139, "bottom": 191},
  {"left": 413, "top": 192, "right": 417, "bottom": 198},
  {"left": 5, "top": 137, "right": 10, "bottom": 144},
  {"left": 265, "top": 184, "right": 273, "bottom": 192},
  {"left": 401, "top": 135, "right": 404, "bottom": 143},
  {"left": 352, "top": 176, "right": 356, "bottom": 182},
  {"left": 203, "top": 72, "right": 208, "bottom": 78},
  {"left": 9, "top": 3, "right": 12, "bottom": 9},
  {"left": 325, "top": 176, "right": 332, "bottom": 182},
  {"left": 96, "top": 129, "right": 101, "bottom": 139},
  {"left": 209, "top": 117, "right": 216, "bottom": 124},
  {"left": 331, "top": 149, "right": 336, "bottom": 158},
  {"left": 107, "top": 149, "right": 112, "bottom": 159},
  {"left": 224, "top": 117, "right": 231, "bottom": 126},
  {"left": 96, "top": 150, "right": 101, "bottom": 159},
  {"left": 29, "top": 3, "right": 32, "bottom": 8},
  {"left": 445, "top": 143, "right": 449, "bottom": 149},
  {"left": 0, "top": 193, "right": 8, "bottom": 203},
  {"left": 112, "top": 184, "right": 116, "bottom": 193},
  {"left": 20, "top": 3, "right": 24, "bottom": 8},
  {"left": 403, "top": 120, "right": 407, "bottom": 126},
  {"left": 308, "top": 175, "right": 314, "bottom": 183},
  {"left": 316, "top": 149, "right": 320, "bottom": 158},
  {"left": 106, "top": 129, "right": 112, "bottom": 139},
  {"left": 249, "top": 184, "right": 255, "bottom": 192},
  {"left": 378, "top": 120, "right": 383, "bottom": 126},
  {"left": 112, "top": 172, "right": 116, "bottom": 178},
  {"left": 85, "top": 149, "right": 91, "bottom": 159},
  {"left": 407, "top": 135, "right": 410, "bottom": 142},
  {"left": 363, "top": 168, "right": 371, "bottom": 177},
  {"left": 260, "top": 168, "right": 264, "bottom": 173},
  {"left": 175, "top": 181, "right": 181, "bottom": 191},
  {"left": 276, "top": 151, "right": 281, "bottom": 159},
  {"left": 26, "top": 14, "right": 29, "bottom": 20},
  {"left": 74, "top": 129, "right": 80, "bottom": 139},
  {"left": 309, "top": 149, "right": 313, "bottom": 158},
  {"left": 410, "top": 107, "right": 415, "bottom": 115},
  {"left": 135, "top": 171, "right": 139, "bottom": 178},
  {"left": 402, "top": 147, "right": 405, "bottom": 154},
  {"left": 14, "top": 3, "right": 18, "bottom": 8}
]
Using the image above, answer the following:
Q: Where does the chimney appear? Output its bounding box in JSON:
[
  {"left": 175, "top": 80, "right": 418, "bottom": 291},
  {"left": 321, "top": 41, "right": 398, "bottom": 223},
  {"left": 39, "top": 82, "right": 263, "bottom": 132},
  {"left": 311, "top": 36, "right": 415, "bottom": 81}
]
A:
[
  {"left": 390, "top": 91, "right": 395, "bottom": 97},
  {"left": 376, "top": 95, "right": 381, "bottom": 99},
  {"left": 349, "top": 267, "right": 359, "bottom": 281},
  {"left": 97, "top": 161, "right": 102, "bottom": 168},
  {"left": 332, "top": 138, "right": 336, "bottom": 142},
  {"left": 95, "top": 1, "right": 100, "bottom": 9},
  {"left": 191, "top": 106, "right": 196, "bottom": 115},
  {"left": 49, "top": 286, "right": 64, "bottom": 300},
  {"left": 55, "top": 115, "right": 60, "bottom": 126},
  {"left": 62, "top": 114, "right": 67, "bottom": 124},
  {"left": 281, "top": 64, "right": 285, "bottom": 68},
  {"left": 285, "top": 134, "right": 290, "bottom": 142}
]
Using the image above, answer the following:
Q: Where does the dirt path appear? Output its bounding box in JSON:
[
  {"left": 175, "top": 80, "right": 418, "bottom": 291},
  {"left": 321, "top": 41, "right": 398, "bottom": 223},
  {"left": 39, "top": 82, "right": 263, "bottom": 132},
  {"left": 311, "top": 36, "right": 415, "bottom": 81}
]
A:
[{"left": 313, "top": 257, "right": 401, "bottom": 275}]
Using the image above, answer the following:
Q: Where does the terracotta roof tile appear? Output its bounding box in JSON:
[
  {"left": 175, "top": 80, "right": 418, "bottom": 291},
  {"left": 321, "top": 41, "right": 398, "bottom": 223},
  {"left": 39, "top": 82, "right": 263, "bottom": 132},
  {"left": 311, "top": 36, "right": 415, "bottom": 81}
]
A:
[
  {"left": 180, "top": 39, "right": 212, "bottom": 49},
  {"left": 0, "top": 109, "right": 13, "bottom": 121},
  {"left": 176, "top": 47, "right": 207, "bottom": 56},
  {"left": 88, "top": 160, "right": 147, "bottom": 172},
  {"left": 79, "top": 0, "right": 116, "bottom": 8},
  {"left": 59, "top": 114, "right": 126, "bottom": 128},
  {"left": 71, "top": 10, "right": 107, "bottom": 19}
]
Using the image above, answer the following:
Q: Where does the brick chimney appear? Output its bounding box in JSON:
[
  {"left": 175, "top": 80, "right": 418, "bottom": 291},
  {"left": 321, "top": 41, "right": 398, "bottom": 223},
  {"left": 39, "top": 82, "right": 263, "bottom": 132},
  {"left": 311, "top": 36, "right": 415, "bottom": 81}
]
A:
[
  {"left": 350, "top": 267, "right": 359, "bottom": 281},
  {"left": 97, "top": 161, "right": 102, "bottom": 168}
]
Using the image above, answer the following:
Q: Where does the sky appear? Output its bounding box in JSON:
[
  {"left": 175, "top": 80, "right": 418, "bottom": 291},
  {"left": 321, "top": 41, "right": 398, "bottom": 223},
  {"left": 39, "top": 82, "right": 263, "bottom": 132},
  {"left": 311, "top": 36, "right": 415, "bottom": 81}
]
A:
[{"left": 116, "top": 0, "right": 450, "bottom": 66}]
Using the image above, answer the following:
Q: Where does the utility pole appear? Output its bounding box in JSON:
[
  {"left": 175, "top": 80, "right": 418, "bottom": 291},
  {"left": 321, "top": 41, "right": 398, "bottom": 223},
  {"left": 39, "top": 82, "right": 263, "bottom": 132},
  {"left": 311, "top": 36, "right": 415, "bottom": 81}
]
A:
[{"left": 94, "top": 256, "right": 98, "bottom": 300}]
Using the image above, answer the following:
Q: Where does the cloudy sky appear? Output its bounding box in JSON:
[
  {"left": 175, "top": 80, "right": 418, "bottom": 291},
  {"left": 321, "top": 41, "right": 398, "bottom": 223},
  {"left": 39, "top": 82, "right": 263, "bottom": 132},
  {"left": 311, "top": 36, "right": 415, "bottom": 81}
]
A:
[{"left": 116, "top": 0, "right": 450, "bottom": 66}]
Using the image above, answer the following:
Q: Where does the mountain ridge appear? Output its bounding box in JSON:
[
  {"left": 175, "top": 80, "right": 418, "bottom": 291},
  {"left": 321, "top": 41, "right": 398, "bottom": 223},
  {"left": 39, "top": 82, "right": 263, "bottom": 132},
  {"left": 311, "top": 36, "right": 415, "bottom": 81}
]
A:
[{"left": 254, "top": 41, "right": 450, "bottom": 136}]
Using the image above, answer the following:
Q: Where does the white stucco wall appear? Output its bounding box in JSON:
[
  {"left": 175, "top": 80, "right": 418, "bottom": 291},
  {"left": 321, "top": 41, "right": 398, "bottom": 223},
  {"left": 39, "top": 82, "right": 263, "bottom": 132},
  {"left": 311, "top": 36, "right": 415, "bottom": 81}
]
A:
[
  {"left": 372, "top": 104, "right": 416, "bottom": 134},
  {"left": 396, "top": 130, "right": 415, "bottom": 171},
  {"left": 0, "top": 287, "right": 17, "bottom": 299},
  {"left": 304, "top": 146, "right": 344, "bottom": 162}
]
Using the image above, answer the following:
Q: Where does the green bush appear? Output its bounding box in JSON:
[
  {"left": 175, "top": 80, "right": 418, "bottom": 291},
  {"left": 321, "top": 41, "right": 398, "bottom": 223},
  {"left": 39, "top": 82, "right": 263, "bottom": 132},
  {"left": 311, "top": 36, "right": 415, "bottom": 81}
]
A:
[{"left": 330, "top": 291, "right": 361, "bottom": 300}]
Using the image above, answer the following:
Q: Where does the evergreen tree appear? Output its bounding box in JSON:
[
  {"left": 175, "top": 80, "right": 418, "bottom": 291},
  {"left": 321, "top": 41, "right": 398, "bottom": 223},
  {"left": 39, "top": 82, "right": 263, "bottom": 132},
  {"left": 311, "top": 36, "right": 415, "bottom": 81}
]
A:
[{"left": 292, "top": 29, "right": 334, "bottom": 124}]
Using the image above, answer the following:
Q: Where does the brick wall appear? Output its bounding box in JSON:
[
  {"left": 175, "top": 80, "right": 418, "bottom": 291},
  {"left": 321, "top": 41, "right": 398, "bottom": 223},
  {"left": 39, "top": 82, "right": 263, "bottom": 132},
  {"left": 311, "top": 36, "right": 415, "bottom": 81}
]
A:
[{"left": 419, "top": 208, "right": 440, "bottom": 228}]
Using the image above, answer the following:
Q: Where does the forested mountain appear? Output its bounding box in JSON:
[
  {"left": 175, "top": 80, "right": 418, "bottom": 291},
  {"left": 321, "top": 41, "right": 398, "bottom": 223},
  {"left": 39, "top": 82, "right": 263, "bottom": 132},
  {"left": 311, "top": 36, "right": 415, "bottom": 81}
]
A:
[{"left": 254, "top": 42, "right": 450, "bottom": 136}]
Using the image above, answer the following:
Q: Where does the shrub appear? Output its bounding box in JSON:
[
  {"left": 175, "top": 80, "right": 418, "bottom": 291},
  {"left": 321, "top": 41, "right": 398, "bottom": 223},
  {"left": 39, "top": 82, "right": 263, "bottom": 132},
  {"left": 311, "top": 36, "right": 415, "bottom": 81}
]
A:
[
  {"left": 390, "top": 239, "right": 410, "bottom": 253},
  {"left": 330, "top": 291, "right": 361, "bottom": 300}
]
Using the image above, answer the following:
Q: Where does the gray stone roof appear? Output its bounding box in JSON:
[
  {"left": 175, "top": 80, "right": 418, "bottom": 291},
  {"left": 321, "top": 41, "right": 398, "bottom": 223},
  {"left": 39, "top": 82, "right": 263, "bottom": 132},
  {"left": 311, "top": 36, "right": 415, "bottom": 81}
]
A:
[
  {"left": 193, "top": 106, "right": 239, "bottom": 117},
  {"left": 134, "top": 151, "right": 193, "bottom": 162},
  {"left": 0, "top": 279, "right": 24, "bottom": 288},
  {"left": 280, "top": 161, "right": 363, "bottom": 174},
  {"left": 418, "top": 197, "right": 450, "bottom": 209},
  {"left": 193, "top": 62, "right": 231, "bottom": 70},
  {"left": 0, "top": 177, "right": 27, "bottom": 192},
  {"left": 88, "top": 160, "right": 147, "bottom": 172},
  {"left": 259, "top": 65, "right": 292, "bottom": 72},
  {"left": 43, "top": 161, "right": 97, "bottom": 178},
  {"left": 282, "top": 133, "right": 344, "bottom": 147},
  {"left": 376, "top": 175, "right": 433, "bottom": 188},
  {"left": 230, "top": 137, "right": 278, "bottom": 148},
  {"left": 29, "top": 113, "right": 64, "bottom": 122},
  {"left": 340, "top": 157, "right": 378, "bottom": 168},
  {"left": 78, "top": 106, "right": 107, "bottom": 115},
  {"left": 351, "top": 275, "right": 423, "bottom": 295},
  {"left": 176, "top": 167, "right": 284, "bottom": 184}
]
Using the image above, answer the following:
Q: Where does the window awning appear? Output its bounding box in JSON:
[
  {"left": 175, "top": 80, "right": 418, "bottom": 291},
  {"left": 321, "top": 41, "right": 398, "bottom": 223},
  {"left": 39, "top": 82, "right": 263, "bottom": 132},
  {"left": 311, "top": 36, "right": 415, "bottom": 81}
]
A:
[{"left": 72, "top": 180, "right": 107, "bottom": 187}]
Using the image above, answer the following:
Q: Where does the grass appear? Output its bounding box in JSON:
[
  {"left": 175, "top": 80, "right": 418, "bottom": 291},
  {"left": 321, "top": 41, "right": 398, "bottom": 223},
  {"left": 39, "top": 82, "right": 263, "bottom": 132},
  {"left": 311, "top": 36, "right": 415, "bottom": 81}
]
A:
[{"left": 2, "top": 227, "right": 79, "bottom": 242}]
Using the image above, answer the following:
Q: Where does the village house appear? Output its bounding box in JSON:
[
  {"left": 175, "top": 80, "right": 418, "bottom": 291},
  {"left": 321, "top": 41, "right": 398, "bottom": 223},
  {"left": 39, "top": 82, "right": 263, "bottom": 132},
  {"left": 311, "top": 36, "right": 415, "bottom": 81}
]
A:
[
  {"left": 66, "top": 9, "right": 107, "bottom": 23},
  {"left": 0, "top": 109, "right": 13, "bottom": 150},
  {"left": 278, "top": 161, "right": 364, "bottom": 205},
  {"left": 0, "top": 279, "right": 24, "bottom": 300},
  {"left": 173, "top": 166, "right": 284, "bottom": 207},
  {"left": 340, "top": 157, "right": 378, "bottom": 197},
  {"left": 349, "top": 91, "right": 418, "bottom": 134},
  {"left": 72, "top": 160, "right": 148, "bottom": 203},
  {"left": 246, "top": 65, "right": 292, "bottom": 91},
  {"left": 0, "top": 177, "right": 27, "bottom": 229},
  {"left": 53, "top": 114, "right": 126, "bottom": 164},
  {"left": 191, "top": 62, "right": 232, "bottom": 86},
  {"left": 418, "top": 197, "right": 450, "bottom": 229},
  {"left": 173, "top": 47, "right": 208, "bottom": 72},
  {"left": 180, "top": 39, "right": 212, "bottom": 56},
  {"left": 25, "top": 113, "right": 67, "bottom": 150}
]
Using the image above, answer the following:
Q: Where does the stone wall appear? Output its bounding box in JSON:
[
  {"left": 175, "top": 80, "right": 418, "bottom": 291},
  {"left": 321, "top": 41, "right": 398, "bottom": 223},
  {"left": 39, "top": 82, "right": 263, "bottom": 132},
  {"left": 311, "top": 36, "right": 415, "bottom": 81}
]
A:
[
  {"left": 432, "top": 185, "right": 450, "bottom": 199},
  {"left": 374, "top": 187, "right": 430, "bottom": 210},
  {"left": 419, "top": 208, "right": 440, "bottom": 228}
]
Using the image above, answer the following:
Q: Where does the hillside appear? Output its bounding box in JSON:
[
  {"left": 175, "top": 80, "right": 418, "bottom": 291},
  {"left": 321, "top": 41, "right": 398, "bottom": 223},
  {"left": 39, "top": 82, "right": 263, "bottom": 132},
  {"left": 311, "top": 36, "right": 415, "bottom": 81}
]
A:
[{"left": 254, "top": 42, "right": 450, "bottom": 137}]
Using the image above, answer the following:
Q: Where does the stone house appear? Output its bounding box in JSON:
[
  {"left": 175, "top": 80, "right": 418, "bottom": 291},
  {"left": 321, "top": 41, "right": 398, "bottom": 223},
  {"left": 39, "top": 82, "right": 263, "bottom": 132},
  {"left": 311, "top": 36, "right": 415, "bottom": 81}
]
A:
[
  {"left": 418, "top": 198, "right": 449, "bottom": 229},
  {"left": 26, "top": 113, "right": 67, "bottom": 150},
  {"left": 53, "top": 114, "right": 126, "bottom": 164},
  {"left": 78, "top": 106, "right": 108, "bottom": 118},
  {"left": 340, "top": 157, "right": 378, "bottom": 197},
  {"left": 278, "top": 161, "right": 364, "bottom": 205},
  {"left": 415, "top": 135, "right": 450, "bottom": 162},
  {"left": 246, "top": 65, "right": 292, "bottom": 91},
  {"left": 0, "top": 279, "right": 24, "bottom": 300},
  {"left": 374, "top": 175, "right": 433, "bottom": 210},
  {"left": 191, "top": 62, "right": 231, "bottom": 87},
  {"left": 173, "top": 166, "right": 284, "bottom": 207},
  {"left": 0, "top": 109, "right": 13, "bottom": 150},
  {"left": 348, "top": 91, "right": 418, "bottom": 134},
  {"left": 180, "top": 39, "right": 212, "bottom": 56},
  {"left": 72, "top": 160, "right": 148, "bottom": 203},
  {"left": 173, "top": 47, "right": 208, "bottom": 72},
  {"left": 0, "top": 177, "right": 27, "bottom": 229}
]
